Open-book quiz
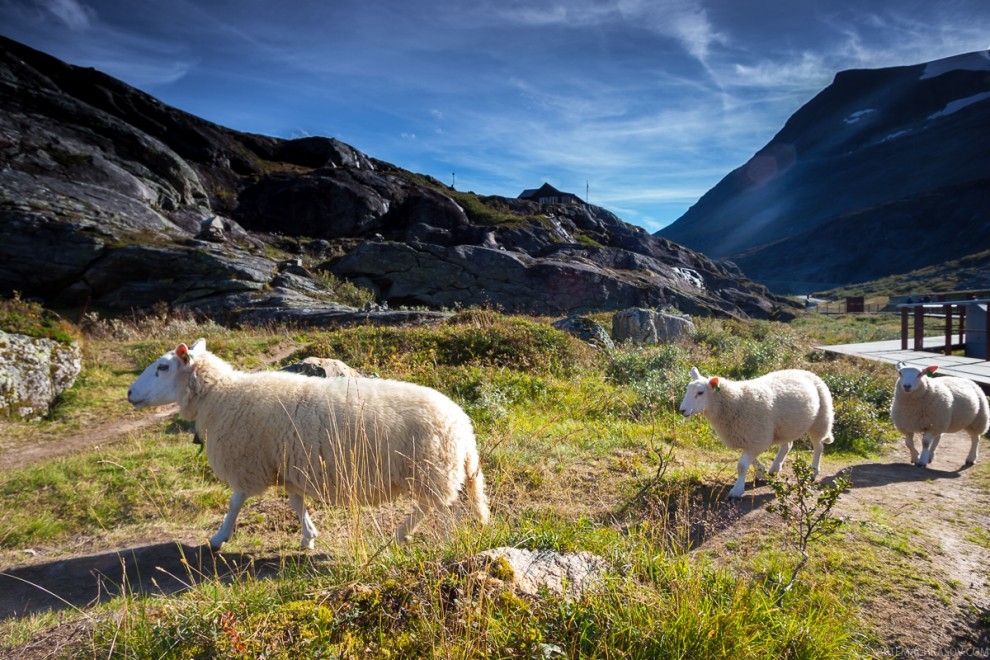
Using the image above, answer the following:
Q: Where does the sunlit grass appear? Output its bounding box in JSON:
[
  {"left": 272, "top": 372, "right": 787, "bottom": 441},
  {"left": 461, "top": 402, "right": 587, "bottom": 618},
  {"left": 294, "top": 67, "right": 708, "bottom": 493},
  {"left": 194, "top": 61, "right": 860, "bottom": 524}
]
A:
[{"left": 0, "top": 307, "right": 934, "bottom": 657}]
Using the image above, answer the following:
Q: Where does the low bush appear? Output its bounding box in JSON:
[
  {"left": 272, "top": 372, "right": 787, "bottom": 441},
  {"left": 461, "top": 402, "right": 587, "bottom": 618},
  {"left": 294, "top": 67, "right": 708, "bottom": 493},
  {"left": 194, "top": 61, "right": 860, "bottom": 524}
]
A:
[{"left": 0, "top": 292, "right": 78, "bottom": 344}]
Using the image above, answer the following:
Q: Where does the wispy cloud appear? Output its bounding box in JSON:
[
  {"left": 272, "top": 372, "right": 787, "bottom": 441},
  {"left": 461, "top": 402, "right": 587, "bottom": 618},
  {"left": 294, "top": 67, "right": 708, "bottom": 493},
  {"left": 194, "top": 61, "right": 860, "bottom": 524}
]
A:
[
  {"left": 39, "top": 0, "right": 93, "bottom": 31},
  {"left": 487, "top": 0, "right": 725, "bottom": 66},
  {"left": 3, "top": 0, "right": 988, "bottom": 232}
]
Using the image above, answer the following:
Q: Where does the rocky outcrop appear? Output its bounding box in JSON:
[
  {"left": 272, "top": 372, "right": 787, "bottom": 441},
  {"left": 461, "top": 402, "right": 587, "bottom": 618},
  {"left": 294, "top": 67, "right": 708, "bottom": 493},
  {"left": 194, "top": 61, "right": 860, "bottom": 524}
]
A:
[
  {"left": 327, "top": 239, "right": 788, "bottom": 319},
  {"left": 0, "top": 35, "right": 794, "bottom": 324},
  {"left": 0, "top": 331, "right": 82, "bottom": 420}
]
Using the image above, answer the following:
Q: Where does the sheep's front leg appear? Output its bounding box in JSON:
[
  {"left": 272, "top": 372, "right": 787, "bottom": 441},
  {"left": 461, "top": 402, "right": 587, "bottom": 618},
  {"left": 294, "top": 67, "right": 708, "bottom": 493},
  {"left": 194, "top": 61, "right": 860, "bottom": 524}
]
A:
[
  {"left": 211, "top": 491, "right": 248, "bottom": 550},
  {"left": 288, "top": 493, "right": 319, "bottom": 550},
  {"left": 918, "top": 432, "right": 941, "bottom": 467},
  {"left": 903, "top": 433, "right": 919, "bottom": 465},
  {"left": 768, "top": 442, "right": 793, "bottom": 475},
  {"left": 728, "top": 451, "right": 758, "bottom": 500}
]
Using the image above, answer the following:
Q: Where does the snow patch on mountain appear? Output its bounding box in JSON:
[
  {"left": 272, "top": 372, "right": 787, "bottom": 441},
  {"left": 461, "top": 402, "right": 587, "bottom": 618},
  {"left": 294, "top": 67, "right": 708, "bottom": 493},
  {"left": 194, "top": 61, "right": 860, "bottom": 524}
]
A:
[
  {"left": 843, "top": 109, "right": 875, "bottom": 125},
  {"left": 920, "top": 50, "right": 990, "bottom": 80},
  {"left": 928, "top": 91, "right": 990, "bottom": 120}
]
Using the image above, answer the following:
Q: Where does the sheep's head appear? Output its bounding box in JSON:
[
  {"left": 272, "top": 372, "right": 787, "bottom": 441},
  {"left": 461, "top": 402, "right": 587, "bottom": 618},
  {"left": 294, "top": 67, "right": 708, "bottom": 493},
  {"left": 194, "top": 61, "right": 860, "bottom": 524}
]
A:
[
  {"left": 895, "top": 361, "right": 937, "bottom": 395},
  {"left": 127, "top": 338, "right": 207, "bottom": 409},
  {"left": 679, "top": 366, "right": 720, "bottom": 417}
]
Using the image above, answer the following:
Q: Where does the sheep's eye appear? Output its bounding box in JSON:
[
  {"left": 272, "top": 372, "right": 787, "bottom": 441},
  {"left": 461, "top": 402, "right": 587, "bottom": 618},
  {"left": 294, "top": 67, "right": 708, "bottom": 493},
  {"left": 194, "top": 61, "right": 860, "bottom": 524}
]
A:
[
  {"left": 695, "top": 390, "right": 704, "bottom": 397},
  {"left": 156, "top": 364, "right": 170, "bottom": 375}
]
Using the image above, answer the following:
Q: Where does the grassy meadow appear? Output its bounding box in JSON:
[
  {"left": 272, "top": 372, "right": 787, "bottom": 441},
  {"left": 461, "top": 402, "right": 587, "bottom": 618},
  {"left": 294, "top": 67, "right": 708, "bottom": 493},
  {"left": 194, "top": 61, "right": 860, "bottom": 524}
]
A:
[{"left": 0, "top": 301, "right": 954, "bottom": 658}]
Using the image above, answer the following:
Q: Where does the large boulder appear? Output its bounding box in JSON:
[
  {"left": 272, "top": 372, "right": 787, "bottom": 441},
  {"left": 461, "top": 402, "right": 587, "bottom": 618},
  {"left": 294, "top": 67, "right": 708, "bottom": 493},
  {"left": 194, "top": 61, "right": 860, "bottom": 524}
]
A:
[
  {"left": 552, "top": 316, "right": 615, "bottom": 351},
  {"left": 280, "top": 357, "right": 362, "bottom": 378},
  {"left": 0, "top": 331, "right": 82, "bottom": 420},
  {"left": 461, "top": 547, "right": 610, "bottom": 599},
  {"left": 612, "top": 308, "right": 695, "bottom": 344}
]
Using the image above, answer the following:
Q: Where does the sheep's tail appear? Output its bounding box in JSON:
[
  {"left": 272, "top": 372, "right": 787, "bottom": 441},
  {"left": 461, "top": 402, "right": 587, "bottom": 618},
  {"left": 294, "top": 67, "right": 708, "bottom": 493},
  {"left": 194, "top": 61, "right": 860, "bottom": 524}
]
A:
[
  {"left": 816, "top": 376, "right": 835, "bottom": 444},
  {"left": 464, "top": 448, "right": 491, "bottom": 526}
]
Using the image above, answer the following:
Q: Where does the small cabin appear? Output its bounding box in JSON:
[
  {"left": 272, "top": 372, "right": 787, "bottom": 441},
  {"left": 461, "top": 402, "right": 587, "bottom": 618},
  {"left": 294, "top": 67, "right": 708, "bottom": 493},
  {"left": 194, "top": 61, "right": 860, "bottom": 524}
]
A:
[{"left": 518, "top": 182, "right": 582, "bottom": 205}]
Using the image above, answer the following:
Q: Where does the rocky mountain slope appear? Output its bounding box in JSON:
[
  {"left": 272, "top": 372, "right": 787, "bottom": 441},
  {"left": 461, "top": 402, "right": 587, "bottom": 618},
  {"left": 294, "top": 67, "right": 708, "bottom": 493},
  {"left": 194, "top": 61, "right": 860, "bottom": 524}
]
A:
[
  {"left": 658, "top": 51, "right": 990, "bottom": 293},
  {"left": 0, "top": 36, "right": 792, "bottom": 324}
]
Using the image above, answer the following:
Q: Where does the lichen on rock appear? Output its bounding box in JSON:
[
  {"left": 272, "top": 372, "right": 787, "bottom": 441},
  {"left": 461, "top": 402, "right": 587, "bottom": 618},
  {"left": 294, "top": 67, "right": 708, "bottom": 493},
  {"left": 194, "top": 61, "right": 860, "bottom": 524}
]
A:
[{"left": 0, "top": 330, "right": 82, "bottom": 421}]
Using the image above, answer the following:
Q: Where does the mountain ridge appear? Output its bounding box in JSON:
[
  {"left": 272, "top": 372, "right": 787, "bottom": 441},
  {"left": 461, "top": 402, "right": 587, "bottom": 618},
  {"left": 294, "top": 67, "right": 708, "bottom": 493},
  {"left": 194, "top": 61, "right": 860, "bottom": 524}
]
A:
[
  {"left": 658, "top": 50, "right": 990, "bottom": 293},
  {"left": 0, "top": 35, "right": 792, "bottom": 323}
]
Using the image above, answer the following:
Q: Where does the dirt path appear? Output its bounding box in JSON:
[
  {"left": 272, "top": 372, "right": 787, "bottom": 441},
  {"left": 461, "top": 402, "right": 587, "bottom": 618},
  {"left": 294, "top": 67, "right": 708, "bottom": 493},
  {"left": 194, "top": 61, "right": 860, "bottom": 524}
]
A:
[
  {"left": 702, "top": 432, "right": 990, "bottom": 657},
  {"left": 2, "top": 406, "right": 179, "bottom": 470},
  {"left": 831, "top": 432, "right": 990, "bottom": 656}
]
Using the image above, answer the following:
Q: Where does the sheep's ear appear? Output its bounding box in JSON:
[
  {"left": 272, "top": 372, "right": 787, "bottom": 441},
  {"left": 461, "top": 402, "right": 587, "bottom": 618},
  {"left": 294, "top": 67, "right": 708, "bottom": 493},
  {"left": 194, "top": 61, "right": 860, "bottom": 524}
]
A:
[
  {"left": 925, "top": 365, "right": 938, "bottom": 377},
  {"left": 709, "top": 377, "right": 720, "bottom": 391},
  {"left": 896, "top": 361, "right": 906, "bottom": 371},
  {"left": 190, "top": 338, "right": 207, "bottom": 355},
  {"left": 175, "top": 343, "right": 192, "bottom": 365},
  {"left": 690, "top": 366, "right": 702, "bottom": 380}
]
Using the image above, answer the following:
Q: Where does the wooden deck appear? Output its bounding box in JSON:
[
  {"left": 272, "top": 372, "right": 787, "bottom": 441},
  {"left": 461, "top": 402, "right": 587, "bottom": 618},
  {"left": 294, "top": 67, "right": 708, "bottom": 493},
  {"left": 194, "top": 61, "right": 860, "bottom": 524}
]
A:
[{"left": 817, "top": 335, "right": 990, "bottom": 386}]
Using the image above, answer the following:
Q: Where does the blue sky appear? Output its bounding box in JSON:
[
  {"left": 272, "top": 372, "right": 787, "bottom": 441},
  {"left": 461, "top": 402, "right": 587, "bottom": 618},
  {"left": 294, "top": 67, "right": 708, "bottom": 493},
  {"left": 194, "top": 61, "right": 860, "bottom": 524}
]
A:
[{"left": 2, "top": 0, "right": 989, "bottom": 231}]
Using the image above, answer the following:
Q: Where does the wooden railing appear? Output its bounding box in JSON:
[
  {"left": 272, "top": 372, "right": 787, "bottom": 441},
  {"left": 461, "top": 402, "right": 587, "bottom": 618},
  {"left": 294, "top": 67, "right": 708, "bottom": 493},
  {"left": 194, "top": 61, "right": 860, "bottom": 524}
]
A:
[{"left": 898, "top": 300, "right": 990, "bottom": 357}]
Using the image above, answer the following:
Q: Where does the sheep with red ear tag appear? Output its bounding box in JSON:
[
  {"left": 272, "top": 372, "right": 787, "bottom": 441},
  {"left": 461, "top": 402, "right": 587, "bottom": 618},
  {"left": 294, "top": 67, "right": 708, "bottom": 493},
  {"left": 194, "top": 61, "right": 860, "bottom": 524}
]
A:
[
  {"left": 679, "top": 366, "right": 834, "bottom": 499},
  {"left": 891, "top": 362, "right": 989, "bottom": 467},
  {"left": 128, "top": 338, "right": 490, "bottom": 550}
]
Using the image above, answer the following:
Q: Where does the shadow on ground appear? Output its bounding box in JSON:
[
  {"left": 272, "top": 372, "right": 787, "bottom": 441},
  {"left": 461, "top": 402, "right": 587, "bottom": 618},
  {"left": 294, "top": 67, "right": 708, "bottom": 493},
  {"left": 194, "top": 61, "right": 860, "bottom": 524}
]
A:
[
  {"left": 823, "top": 459, "right": 966, "bottom": 491},
  {"left": 0, "top": 542, "right": 315, "bottom": 619}
]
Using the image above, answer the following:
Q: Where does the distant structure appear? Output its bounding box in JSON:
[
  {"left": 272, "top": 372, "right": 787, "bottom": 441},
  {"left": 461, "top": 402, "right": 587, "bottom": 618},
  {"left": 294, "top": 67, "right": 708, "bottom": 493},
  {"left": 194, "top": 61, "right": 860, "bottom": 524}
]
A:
[{"left": 518, "top": 182, "right": 582, "bottom": 205}]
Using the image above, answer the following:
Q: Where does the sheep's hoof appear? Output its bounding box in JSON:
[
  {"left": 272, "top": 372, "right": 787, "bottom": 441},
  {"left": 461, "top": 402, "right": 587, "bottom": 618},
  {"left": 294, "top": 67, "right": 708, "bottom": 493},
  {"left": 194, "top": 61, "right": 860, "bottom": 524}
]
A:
[{"left": 965, "top": 460, "right": 975, "bottom": 467}]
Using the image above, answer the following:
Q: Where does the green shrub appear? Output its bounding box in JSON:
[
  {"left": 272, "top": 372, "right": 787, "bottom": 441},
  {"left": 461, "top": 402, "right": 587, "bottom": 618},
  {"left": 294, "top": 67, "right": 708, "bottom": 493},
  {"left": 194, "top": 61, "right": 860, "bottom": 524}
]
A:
[
  {"left": 305, "top": 314, "right": 590, "bottom": 378},
  {"left": 822, "top": 372, "right": 893, "bottom": 410},
  {"left": 820, "top": 369, "right": 895, "bottom": 455},
  {"left": 311, "top": 270, "right": 377, "bottom": 308},
  {"left": 691, "top": 318, "right": 741, "bottom": 354},
  {"left": 690, "top": 319, "right": 801, "bottom": 380},
  {"left": 606, "top": 343, "right": 690, "bottom": 415},
  {"left": 831, "top": 398, "right": 894, "bottom": 455},
  {"left": 0, "top": 292, "right": 78, "bottom": 344}
]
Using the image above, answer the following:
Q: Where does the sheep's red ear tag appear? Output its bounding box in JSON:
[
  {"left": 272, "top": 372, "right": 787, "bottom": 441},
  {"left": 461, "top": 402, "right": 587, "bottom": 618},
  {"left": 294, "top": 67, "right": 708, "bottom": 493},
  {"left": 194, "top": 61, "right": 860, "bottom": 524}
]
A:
[
  {"left": 709, "top": 377, "right": 720, "bottom": 391},
  {"left": 925, "top": 366, "right": 938, "bottom": 377},
  {"left": 176, "top": 344, "right": 191, "bottom": 365}
]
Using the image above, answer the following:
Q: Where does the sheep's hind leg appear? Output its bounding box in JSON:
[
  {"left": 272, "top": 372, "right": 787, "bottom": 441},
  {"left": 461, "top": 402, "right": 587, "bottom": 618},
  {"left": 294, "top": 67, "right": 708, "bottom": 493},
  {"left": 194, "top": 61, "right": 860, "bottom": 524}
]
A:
[
  {"left": 768, "top": 442, "right": 793, "bottom": 475},
  {"left": 395, "top": 505, "right": 430, "bottom": 543},
  {"left": 728, "top": 451, "right": 758, "bottom": 500},
  {"left": 808, "top": 437, "right": 826, "bottom": 479},
  {"left": 965, "top": 432, "right": 980, "bottom": 466},
  {"left": 396, "top": 491, "right": 449, "bottom": 542},
  {"left": 210, "top": 491, "right": 248, "bottom": 550},
  {"left": 288, "top": 493, "right": 319, "bottom": 550}
]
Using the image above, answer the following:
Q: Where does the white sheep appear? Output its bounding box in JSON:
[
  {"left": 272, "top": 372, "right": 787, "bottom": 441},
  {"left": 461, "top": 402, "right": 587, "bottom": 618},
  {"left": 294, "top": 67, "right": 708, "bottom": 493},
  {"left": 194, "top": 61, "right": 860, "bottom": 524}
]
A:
[
  {"left": 127, "top": 338, "right": 490, "bottom": 550},
  {"left": 890, "top": 362, "right": 989, "bottom": 468},
  {"left": 679, "top": 367, "right": 834, "bottom": 499}
]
